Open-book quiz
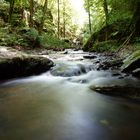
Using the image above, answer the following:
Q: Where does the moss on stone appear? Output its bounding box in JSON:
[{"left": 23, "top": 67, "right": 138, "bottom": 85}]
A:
[
  {"left": 121, "top": 50, "right": 140, "bottom": 72},
  {"left": 0, "top": 47, "right": 54, "bottom": 80}
]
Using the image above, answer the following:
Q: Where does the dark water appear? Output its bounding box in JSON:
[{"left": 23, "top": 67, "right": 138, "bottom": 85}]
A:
[{"left": 0, "top": 50, "right": 140, "bottom": 140}]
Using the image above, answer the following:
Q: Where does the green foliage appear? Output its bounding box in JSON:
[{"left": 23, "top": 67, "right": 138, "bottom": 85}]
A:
[
  {"left": 122, "top": 50, "right": 140, "bottom": 70},
  {"left": 84, "top": 0, "right": 106, "bottom": 33},
  {"left": 0, "top": 2, "right": 9, "bottom": 22},
  {"left": 0, "top": 0, "right": 139, "bottom": 52},
  {"left": 0, "top": 26, "right": 39, "bottom": 47},
  {"left": 0, "top": 26, "right": 22, "bottom": 46},
  {"left": 22, "top": 28, "right": 71, "bottom": 49},
  {"left": 133, "top": 43, "right": 140, "bottom": 50},
  {"left": 83, "top": 0, "right": 140, "bottom": 52},
  {"left": 90, "top": 40, "right": 119, "bottom": 52},
  {"left": 39, "top": 33, "right": 71, "bottom": 49},
  {"left": 0, "top": 24, "right": 71, "bottom": 49},
  {"left": 34, "top": 7, "right": 55, "bottom": 33},
  {"left": 26, "top": 28, "right": 39, "bottom": 40},
  {"left": 17, "top": 28, "right": 38, "bottom": 47},
  {"left": 108, "top": 0, "right": 133, "bottom": 24},
  {"left": 0, "top": 0, "right": 82, "bottom": 49},
  {"left": 83, "top": 0, "right": 136, "bottom": 39}
]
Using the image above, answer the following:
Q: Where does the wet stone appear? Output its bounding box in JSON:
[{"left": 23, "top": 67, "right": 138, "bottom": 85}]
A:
[
  {"left": 132, "top": 68, "right": 140, "bottom": 78},
  {"left": 83, "top": 55, "right": 97, "bottom": 59}
]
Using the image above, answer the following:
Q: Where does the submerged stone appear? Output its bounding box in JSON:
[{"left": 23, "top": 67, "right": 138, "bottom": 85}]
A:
[{"left": 83, "top": 55, "right": 97, "bottom": 59}]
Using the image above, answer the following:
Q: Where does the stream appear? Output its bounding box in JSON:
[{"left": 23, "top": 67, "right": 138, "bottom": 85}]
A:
[{"left": 0, "top": 50, "right": 140, "bottom": 140}]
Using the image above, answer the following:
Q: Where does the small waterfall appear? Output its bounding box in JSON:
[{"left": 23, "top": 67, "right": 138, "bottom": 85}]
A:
[{"left": 50, "top": 62, "right": 94, "bottom": 77}]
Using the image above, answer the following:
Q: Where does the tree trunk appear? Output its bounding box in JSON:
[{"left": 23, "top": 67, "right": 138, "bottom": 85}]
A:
[
  {"left": 87, "top": 0, "right": 92, "bottom": 34},
  {"left": 57, "top": 0, "right": 60, "bottom": 38},
  {"left": 103, "top": 0, "right": 109, "bottom": 26},
  {"left": 29, "top": 0, "right": 34, "bottom": 27},
  {"left": 8, "top": 0, "right": 15, "bottom": 23},
  {"left": 117, "top": 2, "right": 140, "bottom": 51},
  {"left": 134, "top": 2, "right": 140, "bottom": 36},
  {"left": 39, "top": 0, "right": 48, "bottom": 34},
  {"left": 103, "top": 0, "right": 109, "bottom": 40},
  {"left": 63, "top": 0, "right": 66, "bottom": 38},
  {"left": 119, "top": 1, "right": 140, "bottom": 43}
]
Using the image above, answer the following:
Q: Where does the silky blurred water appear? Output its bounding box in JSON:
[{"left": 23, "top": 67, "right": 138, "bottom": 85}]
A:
[{"left": 0, "top": 50, "right": 140, "bottom": 140}]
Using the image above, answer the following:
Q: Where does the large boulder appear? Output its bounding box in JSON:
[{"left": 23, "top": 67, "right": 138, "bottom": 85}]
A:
[
  {"left": 90, "top": 85, "right": 140, "bottom": 100},
  {"left": 121, "top": 50, "right": 140, "bottom": 77},
  {"left": 0, "top": 47, "right": 53, "bottom": 80},
  {"left": 90, "top": 77, "right": 140, "bottom": 100}
]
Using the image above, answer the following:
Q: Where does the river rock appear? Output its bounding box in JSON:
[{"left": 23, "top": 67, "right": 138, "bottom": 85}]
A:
[
  {"left": 132, "top": 68, "right": 140, "bottom": 78},
  {"left": 90, "top": 77, "right": 140, "bottom": 100},
  {"left": 83, "top": 55, "right": 97, "bottom": 59},
  {"left": 50, "top": 63, "right": 93, "bottom": 77},
  {"left": 121, "top": 50, "right": 140, "bottom": 77},
  {"left": 0, "top": 46, "right": 53, "bottom": 80},
  {"left": 50, "top": 63, "right": 85, "bottom": 77},
  {"left": 97, "top": 59, "right": 123, "bottom": 70},
  {"left": 90, "top": 85, "right": 140, "bottom": 100}
]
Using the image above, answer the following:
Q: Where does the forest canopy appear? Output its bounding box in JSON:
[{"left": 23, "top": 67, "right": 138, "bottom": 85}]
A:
[{"left": 0, "top": 0, "right": 140, "bottom": 51}]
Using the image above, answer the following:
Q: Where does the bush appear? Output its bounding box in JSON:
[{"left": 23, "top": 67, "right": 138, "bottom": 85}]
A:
[
  {"left": 133, "top": 43, "right": 140, "bottom": 50},
  {"left": 39, "top": 33, "right": 71, "bottom": 49},
  {"left": 0, "top": 26, "right": 22, "bottom": 46},
  {"left": 90, "top": 40, "right": 120, "bottom": 52}
]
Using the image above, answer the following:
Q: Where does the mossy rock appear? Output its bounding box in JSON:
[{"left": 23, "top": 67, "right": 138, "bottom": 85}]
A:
[
  {"left": 0, "top": 47, "right": 54, "bottom": 80},
  {"left": 97, "top": 58, "right": 123, "bottom": 70},
  {"left": 50, "top": 63, "right": 87, "bottom": 77},
  {"left": 90, "top": 77, "right": 140, "bottom": 100},
  {"left": 90, "top": 85, "right": 140, "bottom": 100},
  {"left": 121, "top": 50, "right": 140, "bottom": 73}
]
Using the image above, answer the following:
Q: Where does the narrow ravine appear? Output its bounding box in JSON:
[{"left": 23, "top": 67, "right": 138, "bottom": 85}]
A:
[{"left": 0, "top": 50, "right": 140, "bottom": 140}]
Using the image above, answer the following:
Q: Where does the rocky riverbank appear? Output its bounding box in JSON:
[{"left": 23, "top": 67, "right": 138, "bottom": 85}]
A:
[
  {"left": 84, "top": 50, "right": 140, "bottom": 100},
  {"left": 84, "top": 50, "right": 140, "bottom": 78}
]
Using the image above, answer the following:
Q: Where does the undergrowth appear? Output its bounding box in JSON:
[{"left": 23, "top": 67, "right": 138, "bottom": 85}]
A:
[{"left": 0, "top": 26, "right": 71, "bottom": 50}]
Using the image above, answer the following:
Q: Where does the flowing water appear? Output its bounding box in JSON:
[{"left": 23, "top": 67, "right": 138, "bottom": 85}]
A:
[{"left": 0, "top": 50, "right": 140, "bottom": 140}]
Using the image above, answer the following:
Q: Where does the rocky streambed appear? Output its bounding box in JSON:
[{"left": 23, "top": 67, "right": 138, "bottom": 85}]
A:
[
  {"left": 0, "top": 47, "right": 140, "bottom": 140},
  {"left": 82, "top": 50, "right": 140, "bottom": 100},
  {"left": 48, "top": 49, "right": 140, "bottom": 101},
  {"left": 0, "top": 46, "right": 140, "bottom": 100}
]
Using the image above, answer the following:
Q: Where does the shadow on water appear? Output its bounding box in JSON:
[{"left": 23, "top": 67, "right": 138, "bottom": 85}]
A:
[{"left": 0, "top": 50, "right": 140, "bottom": 140}]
